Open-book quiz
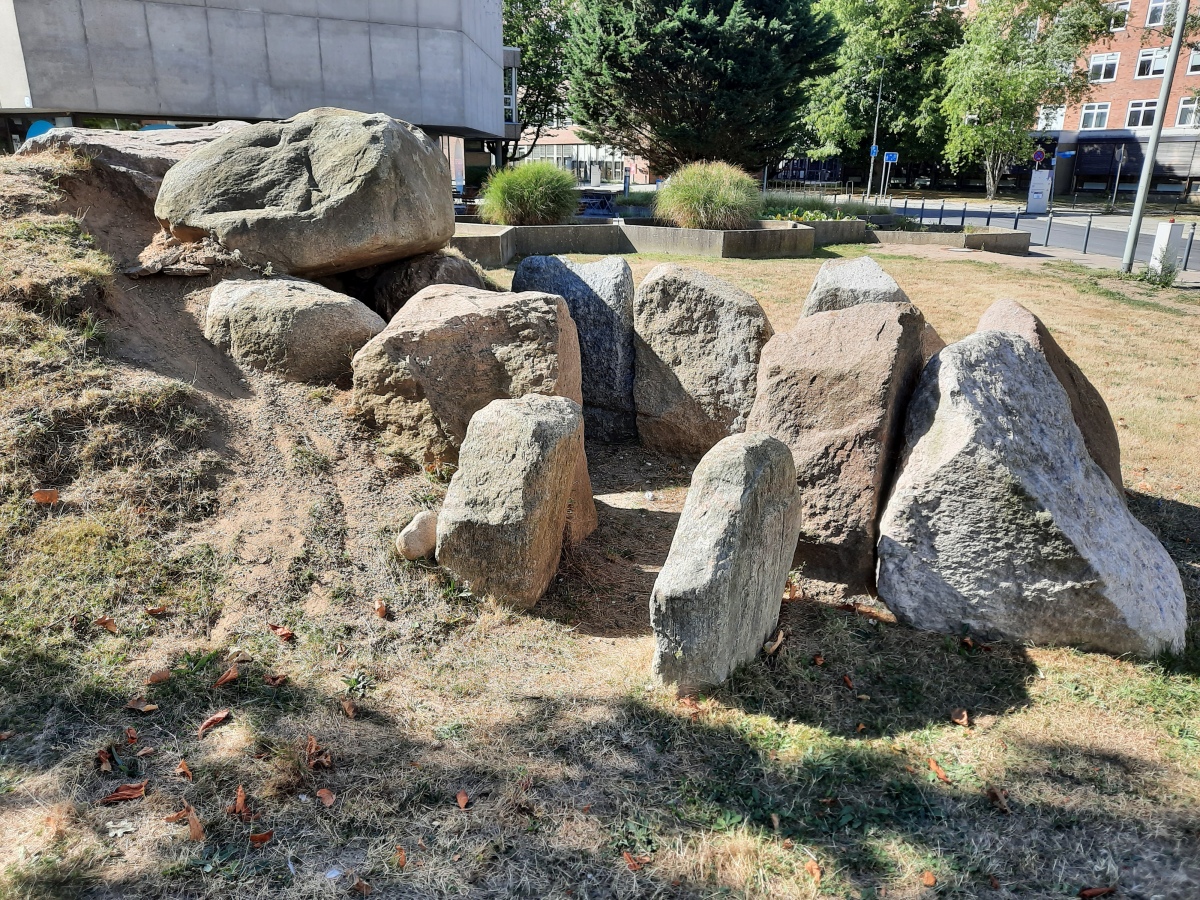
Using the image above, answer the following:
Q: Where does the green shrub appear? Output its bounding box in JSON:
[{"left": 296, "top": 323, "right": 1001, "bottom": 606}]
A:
[
  {"left": 760, "top": 192, "right": 889, "bottom": 220},
  {"left": 478, "top": 162, "right": 579, "bottom": 226},
  {"left": 655, "top": 162, "right": 760, "bottom": 230}
]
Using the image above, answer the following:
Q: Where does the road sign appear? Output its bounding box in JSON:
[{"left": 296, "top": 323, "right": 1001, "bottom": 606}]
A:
[
  {"left": 1033, "top": 148, "right": 1046, "bottom": 163},
  {"left": 870, "top": 145, "right": 879, "bottom": 158},
  {"left": 883, "top": 151, "right": 899, "bottom": 164}
]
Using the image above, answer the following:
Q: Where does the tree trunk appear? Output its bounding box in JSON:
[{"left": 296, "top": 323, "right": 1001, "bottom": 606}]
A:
[{"left": 984, "top": 149, "right": 1004, "bottom": 201}]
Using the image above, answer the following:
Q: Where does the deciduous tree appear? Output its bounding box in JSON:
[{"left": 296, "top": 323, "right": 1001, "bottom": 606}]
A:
[{"left": 502, "top": 0, "right": 571, "bottom": 163}]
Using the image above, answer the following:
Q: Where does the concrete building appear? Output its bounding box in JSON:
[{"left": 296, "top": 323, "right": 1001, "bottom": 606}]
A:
[{"left": 0, "top": 0, "right": 518, "bottom": 152}]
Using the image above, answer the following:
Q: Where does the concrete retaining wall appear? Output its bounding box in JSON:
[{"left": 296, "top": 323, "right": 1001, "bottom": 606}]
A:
[
  {"left": 867, "top": 227, "right": 1030, "bottom": 255},
  {"left": 622, "top": 219, "right": 815, "bottom": 259},
  {"left": 807, "top": 219, "right": 868, "bottom": 246},
  {"left": 449, "top": 223, "right": 515, "bottom": 269}
]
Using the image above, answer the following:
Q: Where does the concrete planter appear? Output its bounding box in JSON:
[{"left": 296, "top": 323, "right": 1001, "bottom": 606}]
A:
[
  {"left": 867, "top": 226, "right": 1030, "bottom": 256},
  {"left": 805, "top": 218, "right": 868, "bottom": 246},
  {"left": 618, "top": 219, "right": 815, "bottom": 259}
]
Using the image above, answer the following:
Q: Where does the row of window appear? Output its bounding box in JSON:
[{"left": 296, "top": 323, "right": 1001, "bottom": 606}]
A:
[
  {"left": 1088, "top": 47, "right": 1200, "bottom": 81},
  {"left": 1106, "top": 0, "right": 1167, "bottom": 29},
  {"left": 1066, "top": 96, "right": 1200, "bottom": 129}
]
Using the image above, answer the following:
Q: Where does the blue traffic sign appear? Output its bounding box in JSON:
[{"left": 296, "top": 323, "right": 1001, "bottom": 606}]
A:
[
  {"left": 870, "top": 145, "right": 879, "bottom": 158},
  {"left": 1033, "top": 149, "right": 1046, "bottom": 162},
  {"left": 883, "top": 151, "right": 899, "bottom": 164}
]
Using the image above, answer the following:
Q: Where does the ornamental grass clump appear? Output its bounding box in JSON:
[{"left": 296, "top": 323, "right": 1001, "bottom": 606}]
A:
[
  {"left": 654, "top": 161, "right": 761, "bottom": 230},
  {"left": 478, "top": 162, "right": 579, "bottom": 226}
]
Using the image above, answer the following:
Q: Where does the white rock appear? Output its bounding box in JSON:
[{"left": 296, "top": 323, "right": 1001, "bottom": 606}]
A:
[{"left": 396, "top": 510, "right": 438, "bottom": 560}]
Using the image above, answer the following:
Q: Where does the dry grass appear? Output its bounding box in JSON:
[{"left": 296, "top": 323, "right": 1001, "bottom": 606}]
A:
[{"left": 1, "top": 154, "right": 1197, "bottom": 900}]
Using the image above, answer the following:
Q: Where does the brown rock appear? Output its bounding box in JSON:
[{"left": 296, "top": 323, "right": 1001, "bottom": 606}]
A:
[
  {"left": 746, "top": 302, "right": 930, "bottom": 592},
  {"left": 976, "top": 299, "right": 1121, "bottom": 488}
]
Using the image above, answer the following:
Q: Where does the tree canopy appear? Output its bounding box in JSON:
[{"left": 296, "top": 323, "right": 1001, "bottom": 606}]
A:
[
  {"left": 566, "top": 0, "right": 838, "bottom": 174},
  {"left": 804, "top": 0, "right": 963, "bottom": 166},
  {"left": 502, "top": 0, "right": 571, "bottom": 162}
]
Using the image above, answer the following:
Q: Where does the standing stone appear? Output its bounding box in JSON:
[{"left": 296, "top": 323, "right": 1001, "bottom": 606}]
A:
[
  {"left": 205, "top": 277, "right": 386, "bottom": 383},
  {"left": 651, "top": 433, "right": 802, "bottom": 694},
  {"left": 396, "top": 510, "right": 438, "bottom": 560},
  {"left": 513, "top": 255, "right": 637, "bottom": 441},
  {"left": 373, "top": 250, "right": 491, "bottom": 322},
  {"left": 746, "top": 303, "right": 932, "bottom": 592},
  {"left": 351, "top": 285, "right": 596, "bottom": 543},
  {"left": 977, "top": 298, "right": 1122, "bottom": 488},
  {"left": 802, "top": 257, "right": 909, "bottom": 317},
  {"left": 155, "top": 109, "right": 453, "bottom": 277},
  {"left": 634, "top": 265, "right": 774, "bottom": 456},
  {"left": 877, "top": 332, "right": 1186, "bottom": 657},
  {"left": 436, "top": 396, "right": 585, "bottom": 609}
]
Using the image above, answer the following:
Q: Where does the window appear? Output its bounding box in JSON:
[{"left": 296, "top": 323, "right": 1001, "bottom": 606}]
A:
[
  {"left": 1137, "top": 47, "right": 1169, "bottom": 77},
  {"left": 1038, "top": 105, "right": 1066, "bottom": 129},
  {"left": 1146, "top": 0, "right": 1166, "bottom": 26},
  {"left": 1179, "top": 97, "right": 1200, "bottom": 126},
  {"left": 1089, "top": 52, "right": 1120, "bottom": 82},
  {"left": 1126, "top": 99, "right": 1159, "bottom": 127},
  {"left": 1189, "top": 50, "right": 1200, "bottom": 73},
  {"left": 1080, "top": 102, "right": 1111, "bottom": 129},
  {"left": 943, "top": 0, "right": 967, "bottom": 8},
  {"left": 1109, "top": 0, "right": 1130, "bottom": 29}
]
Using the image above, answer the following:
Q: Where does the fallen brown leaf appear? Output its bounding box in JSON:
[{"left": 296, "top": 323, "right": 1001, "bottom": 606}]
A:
[
  {"left": 317, "top": 788, "right": 336, "bottom": 808},
  {"left": 145, "top": 670, "right": 171, "bottom": 685},
  {"left": 187, "top": 808, "right": 205, "bottom": 842},
  {"left": 99, "top": 781, "right": 147, "bottom": 805},
  {"left": 340, "top": 698, "right": 359, "bottom": 719},
  {"left": 856, "top": 723, "right": 866, "bottom": 733},
  {"left": 1078, "top": 887, "right": 1116, "bottom": 898},
  {"left": 176, "top": 759, "right": 193, "bottom": 781},
  {"left": 267, "top": 623, "right": 295, "bottom": 642},
  {"left": 985, "top": 784, "right": 1010, "bottom": 814},
  {"left": 95, "top": 616, "right": 118, "bottom": 634},
  {"left": 456, "top": 790, "right": 469, "bottom": 810},
  {"left": 950, "top": 708, "right": 970, "bottom": 727},
  {"left": 263, "top": 673, "right": 288, "bottom": 687},
  {"left": 811, "top": 654, "right": 825, "bottom": 666},
  {"left": 164, "top": 804, "right": 193, "bottom": 824},
  {"left": 197, "top": 709, "right": 230, "bottom": 738},
  {"left": 125, "top": 727, "right": 138, "bottom": 745},
  {"left": 0, "top": 731, "right": 14, "bottom": 741},
  {"left": 33, "top": 488, "right": 59, "bottom": 504},
  {"left": 990, "top": 875, "right": 1001, "bottom": 889},
  {"left": 622, "top": 851, "right": 649, "bottom": 872},
  {"left": 227, "top": 784, "right": 251, "bottom": 820},
  {"left": 393, "top": 847, "right": 407, "bottom": 869},
  {"left": 928, "top": 757, "right": 951, "bottom": 784},
  {"left": 136, "top": 747, "right": 156, "bottom": 758},
  {"left": 97, "top": 748, "right": 113, "bottom": 773},
  {"left": 144, "top": 605, "right": 168, "bottom": 616},
  {"left": 351, "top": 876, "right": 371, "bottom": 895},
  {"left": 842, "top": 674, "right": 855, "bottom": 690},
  {"left": 249, "top": 830, "right": 273, "bottom": 847},
  {"left": 764, "top": 629, "right": 785, "bottom": 656},
  {"left": 922, "top": 870, "right": 937, "bottom": 887},
  {"left": 804, "top": 859, "right": 822, "bottom": 883},
  {"left": 124, "top": 697, "right": 159, "bottom": 714},
  {"left": 305, "top": 734, "right": 333, "bottom": 770},
  {"left": 214, "top": 663, "right": 238, "bottom": 688},
  {"left": 374, "top": 598, "right": 388, "bottom": 618}
]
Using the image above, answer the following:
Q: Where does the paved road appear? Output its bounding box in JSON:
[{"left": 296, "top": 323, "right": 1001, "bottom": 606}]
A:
[{"left": 888, "top": 203, "right": 1200, "bottom": 270}]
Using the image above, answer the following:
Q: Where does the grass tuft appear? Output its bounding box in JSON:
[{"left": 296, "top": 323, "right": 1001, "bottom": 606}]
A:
[
  {"left": 656, "top": 161, "right": 761, "bottom": 230},
  {"left": 478, "top": 162, "right": 580, "bottom": 226}
]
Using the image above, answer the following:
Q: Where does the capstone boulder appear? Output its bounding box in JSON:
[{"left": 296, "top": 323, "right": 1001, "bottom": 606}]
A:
[{"left": 802, "top": 257, "right": 909, "bottom": 317}]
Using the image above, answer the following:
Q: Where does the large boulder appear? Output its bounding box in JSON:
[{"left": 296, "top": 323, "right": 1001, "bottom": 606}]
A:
[
  {"left": 513, "top": 256, "right": 637, "bottom": 442},
  {"left": 436, "top": 396, "right": 585, "bottom": 609},
  {"left": 18, "top": 121, "right": 249, "bottom": 200},
  {"left": 651, "top": 433, "right": 802, "bottom": 694},
  {"left": 155, "top": 108, "right": 453, "bottom": 277},
  {"left": 802, "top": 257, "right": 909, "bottom": 317},
  {"left": 351, "top": 284, "right": 596, "bottom": 543},
  {"left": 977, "top": 298, "right": 1122, "bottom": 488},
  {"left": 373, "top": 250, "right": 491, "bottom": 322},
  {"left": 746, "top": 302, "right": 933, "bottom": 592},
  {"left": 634, "top": 265, "right": 774, "bottom": 456},
  {"left": 877, "top": 332, "right": 1186, "bottom": 657},
  {"left": 206, "top": 277, "right": 385, "bottom": 383}
]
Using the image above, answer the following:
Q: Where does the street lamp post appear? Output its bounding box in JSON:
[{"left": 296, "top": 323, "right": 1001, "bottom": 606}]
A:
[{"left": 864, "top": 57, "right": 885, "bottom": 201}]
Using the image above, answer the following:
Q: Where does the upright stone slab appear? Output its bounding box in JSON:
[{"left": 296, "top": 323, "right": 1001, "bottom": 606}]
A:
[
  {"left": 802, "top": 257, "right": 909, "bottom": 317},
  {"left": 155, "top": 109, "right": 453, "bottom": 277},
  {"left": 977, "top": 298, "right": 1122, "bottom": 488},
  {"left": 351, "top": 284, "right": 596, "bottom": 543},
  {"left": 373, "top": 250, "right": 490, "bottom": 322},
  {"left": 746, "top": 302, "right": 932, "bottom": 592},
  {"left": 634, "top": 265, "right": 774, "bottom": 456},
  {"left": 205, "top": 277, "right": 386, "bottom": 383},
  {"left": 877, "top": 332, "right": 1186, "bottom": 657},
  {"left": 651, "top": 433, "right": 803, "bottom": 694},
  {"left": 436, "top": 396, "right": 585, "bottom": 609},
  {"left": 513, "top": 255, "right": 636, "bottom": 441}
]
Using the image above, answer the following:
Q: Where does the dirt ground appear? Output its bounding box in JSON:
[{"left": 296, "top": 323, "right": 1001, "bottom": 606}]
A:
[{"left": 1, "top": 156, "right": 1197, "bottom": 900}]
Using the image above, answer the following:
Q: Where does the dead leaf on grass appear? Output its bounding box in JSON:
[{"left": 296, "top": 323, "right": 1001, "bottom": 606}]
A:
[
  {"left": 125, "top": 727, "right": 137, "bottom": 744},
  {"left": 922, "top": 870, "right": 937, "bottom": 887},
  {"left": 1078, "top": 889, "right": 1116, "bottom": 899},
  {"left": 145, "top": 670, "right": 170, "bottom": 685},
  {"left": 340, "top": 699, "right": 359, "bottom": 719},
  {"left": 124, "top": 697, "right": 159, "bottom": 714},
  {"left": 214, "top": 663, "right": 238, "bottom": 687},
  {"left": 99, "top": 781, "right": 147, "bottom": 805},
  {"left": 263, "top": 673, "right": 288, "bottom": 687},
  {"left": 227, "top": 784, "right": 252, "bottom": 820},
  {"left": 985, "top": 784, "right": 1010, "bottom": 814},
  {"left": 374, "top": 598, "right": 388, "bottom": 619},
  {"left": 351, "top": 876, "right": 371, "bottom": 895},
  {"left": 305, "top": 735, "right": 333, "bottom": 770},
  {"left": 764, "top": 629, "right": 785, "bottom": 656},
  {"left": 842, "top": 674, "right": 855, "bottom": 690},
  {"left": 928, "top": 757, "right": 951, "bottom": 784},
  {"left": 317, "top": 788, "right": 336, "bottom": 808},
  {"left": 267, "top": 623, "right": 295, "bottom": 642},
  {"left": 144, "top": 606, "right": 168, "bottom": 617},
  {"left": 811, "top": 654, "right": 825, "bottom": 666},
  {"left": 136, "top": 747, "right": 155, "bottom": 758},
  {"left": 249, "top": 830, "right": 273, "bottom": 847},
  {"left": 950, "top": 708, "right": 970, "bottom": 727},
  {"left": 456, "top": 790, "right": 469, "bottom": 810},
  {"left": 197, "top": 709, "right": 230, "bottom": 738},
  {"left": 622, "top": 851, "right": 650, "bottom": 871},
  {"left": 33, "top": 488, "right": 60, "bottom": 504},
  {"left": 393, "top": 847, "right": 407, "bottom": 869},
  {"left": 176, "top": 759, "right": 193, "bottom": 781},
  {"left": 164, "top": 804, "right": 192, "bottom": 824},
  {"left": 187, "top": 808, "right": 205, "bottom": 842},
  {"left": 0, "top": 731, "right": 14, "bottom": 741},
  {"left": 990, "top": 875, "right": 1001, "bottom": 889},
  {"left": 97, "top": 748, "right": 113, "bottom": 772},
  {"left": 804, "top": 859, "right": 822, "bottom": 883},
  {"left": 95, "top": 616, "right": 118, "bottom": 634}
]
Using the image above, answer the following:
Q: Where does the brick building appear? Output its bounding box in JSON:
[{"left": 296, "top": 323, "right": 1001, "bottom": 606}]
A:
[{"left": 1046, "top": 0, "right": 1200, "bottom": 200}]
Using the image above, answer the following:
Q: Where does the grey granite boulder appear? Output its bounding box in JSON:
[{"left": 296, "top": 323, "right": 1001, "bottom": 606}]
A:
[
  {"left": 513, "top": 255, "right": 636, "bottom": 441},
  {"left": 373, "top": 250, "right": 491, "bottom": 322},
  {"left": 634, "top": 265, "right": 774, "bottom": 456},
  {"left": 802, "top": 257, "right": 909, "bottom": 316},
  {"left": 877, "top": 331, "right": 1186, "bottom": 657},
  {"left": 205, "top": 277, "right": 385, "bottom": 383},
  {"left": 746, "top": 302, "right": 932, "bottom": 592},
  {"left": 977, "top": 298, "right": 1122, "bottom": 488},
  {"left": 156, "top": 109, "right": 453, "bottom": 277},
  {"left": 436, "top": 396, "right": 585, "bottom": 609},
  {"left": 651, "top": 433, "right": 802, "bottom": 694}
]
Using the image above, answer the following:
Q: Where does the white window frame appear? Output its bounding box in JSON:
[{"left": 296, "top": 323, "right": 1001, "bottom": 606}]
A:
[
  {"left": 1089, "top": 52, "right": 1120, "bottom": 82},
  {"left": 1126, "top": 99, "right": 1159, "bottom": 128},
  {"left": 1109, "top": 0, "right": 1130, "bottom": 30},
  {"left": 943, "top": 0, "right": 967, "bottom": 8},
  {"left": 1188, "top": 49, "right": 1200, "bottom": 74},
  {"left": 1038, "top": 105, "right": 1066, "bottom": 129},
  {"left": 1080, "top": 102, "right": 1111, "bottom": 129},
  {"left": 1146, "top": 0, "right": 1167, "bottom": 26},
  {"left": 1178, "top": 96, "right": 1200, "bottom": 126},
  {"left": 1136, "top": 47, "right": 1169, "bottom": 78}
]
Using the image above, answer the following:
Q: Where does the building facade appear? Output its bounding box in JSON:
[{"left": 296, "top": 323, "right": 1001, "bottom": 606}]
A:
[
  {"left": 1, "top": 0, "right": 516, "bottom": 152},
  {"left": 516, "top": 125, "right": 656, "bottom": 187}
]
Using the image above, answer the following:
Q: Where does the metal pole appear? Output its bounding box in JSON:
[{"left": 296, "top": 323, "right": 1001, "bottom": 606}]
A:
[
  {"left": 865, "top": 58, "right": 885, "bottom": 204},
  {"left": 1185, "top": 222, "right": 1197, "bottom": 269},
  {"left": 1083, "top": 214, "right": 1093, "bottom": 253},
  {"left": 920, "top": 198, "right": 926, "bottom": 223},
  {"left": 986, "top": 204, "right": 993, "bottom": 227},
  {"left": 938, "top": 199, "right": 945, "bottom": 225},
  {"left": 1122, "top": 0, "right": 1189, "bottom": 272},
  {"left": 1044, "top": 212, "right": 1054, "bottom": 247},
  {"left": 1013, "top": 208, "right": 1020, "bottom": 229},
  {"left": 1111, "top": 146, "right": 1126, "bottom": 209},
  {"left": 961, "top": 203, "right": 967, "bottom": 227},
  {"left": 903, "top": 197, "right": 909, "bottom": 217}
]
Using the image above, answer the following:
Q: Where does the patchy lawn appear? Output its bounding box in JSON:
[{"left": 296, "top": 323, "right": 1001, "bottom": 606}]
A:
[{"left": 1, "top": 158, "right": 1197, "bottom": 900}]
